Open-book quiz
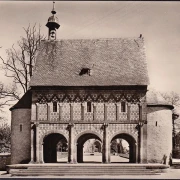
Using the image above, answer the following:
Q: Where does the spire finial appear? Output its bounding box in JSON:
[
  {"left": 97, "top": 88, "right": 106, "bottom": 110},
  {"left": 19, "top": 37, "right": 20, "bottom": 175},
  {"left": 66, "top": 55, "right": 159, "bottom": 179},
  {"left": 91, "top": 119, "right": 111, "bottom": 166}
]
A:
[{"left": 51, "top": 1, "right": 56, "bottom": 15}]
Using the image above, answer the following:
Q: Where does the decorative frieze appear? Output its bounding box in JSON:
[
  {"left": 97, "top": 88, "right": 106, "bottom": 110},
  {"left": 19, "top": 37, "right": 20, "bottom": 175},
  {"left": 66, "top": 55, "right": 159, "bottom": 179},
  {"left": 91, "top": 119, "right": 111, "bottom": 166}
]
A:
[{"left": 35, "top": 90, "right": 146, "bottom": 104}]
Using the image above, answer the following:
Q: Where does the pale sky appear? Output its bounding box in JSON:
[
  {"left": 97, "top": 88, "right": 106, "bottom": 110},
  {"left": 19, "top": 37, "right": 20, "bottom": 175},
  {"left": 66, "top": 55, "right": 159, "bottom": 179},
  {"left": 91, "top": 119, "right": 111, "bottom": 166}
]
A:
[{"left": 0, "top": 1, "right": 180, "bottom": 123}]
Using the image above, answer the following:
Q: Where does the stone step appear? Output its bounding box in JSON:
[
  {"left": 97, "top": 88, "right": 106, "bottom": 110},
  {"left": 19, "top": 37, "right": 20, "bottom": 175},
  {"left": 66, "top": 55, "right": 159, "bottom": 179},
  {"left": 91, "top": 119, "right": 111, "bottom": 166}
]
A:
[
  {"left": 8, "top": 164, "right": 167, "bottom": 176},
  {"left": 17, "top": 170, "right": 153, "bottom": 173},
  {"left": 11, "top": 172, "right": 159, "bottom": 176}
]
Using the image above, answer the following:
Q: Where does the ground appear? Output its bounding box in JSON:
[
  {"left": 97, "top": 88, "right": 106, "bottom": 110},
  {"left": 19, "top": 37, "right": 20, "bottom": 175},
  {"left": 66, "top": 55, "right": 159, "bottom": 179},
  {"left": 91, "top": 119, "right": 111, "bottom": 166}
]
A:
[{"left": 57, "top": 152, "right": 129, "bottom": 163}]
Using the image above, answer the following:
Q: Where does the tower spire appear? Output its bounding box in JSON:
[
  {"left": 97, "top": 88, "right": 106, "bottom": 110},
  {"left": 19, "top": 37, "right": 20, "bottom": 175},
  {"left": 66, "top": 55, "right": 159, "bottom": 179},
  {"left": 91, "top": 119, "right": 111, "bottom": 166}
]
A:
[
  {"left": 51, "top": 1, "right": 56, "bottom": 15},
  {"left": 46, "top": 1, "right": 60, "bottom": 40}
]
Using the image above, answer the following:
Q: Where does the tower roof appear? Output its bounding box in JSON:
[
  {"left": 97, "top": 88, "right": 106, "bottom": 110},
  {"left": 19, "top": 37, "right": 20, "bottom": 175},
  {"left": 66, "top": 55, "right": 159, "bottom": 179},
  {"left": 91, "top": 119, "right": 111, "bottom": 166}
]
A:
[
  {"left": 146, "top": 90, "right": 174, "bottom": 109},
  {"left": 30, "top": 37, "right": 150, "bottom": 87},
  {"left": 46, "top": 2, "right": 60, "bottom": 29}
]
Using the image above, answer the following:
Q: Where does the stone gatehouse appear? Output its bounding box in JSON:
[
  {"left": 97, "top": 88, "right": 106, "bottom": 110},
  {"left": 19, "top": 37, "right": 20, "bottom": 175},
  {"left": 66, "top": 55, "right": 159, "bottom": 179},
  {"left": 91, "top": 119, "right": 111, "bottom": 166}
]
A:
[{"left": 10, "top": 5, "right": 173, "bottom": 165}]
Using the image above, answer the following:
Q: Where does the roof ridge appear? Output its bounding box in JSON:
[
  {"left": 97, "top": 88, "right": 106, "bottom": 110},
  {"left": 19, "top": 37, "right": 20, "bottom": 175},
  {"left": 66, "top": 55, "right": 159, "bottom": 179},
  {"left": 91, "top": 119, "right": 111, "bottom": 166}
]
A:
[{"left": 41, "top": 37, "right": 144, "bottom": 42}]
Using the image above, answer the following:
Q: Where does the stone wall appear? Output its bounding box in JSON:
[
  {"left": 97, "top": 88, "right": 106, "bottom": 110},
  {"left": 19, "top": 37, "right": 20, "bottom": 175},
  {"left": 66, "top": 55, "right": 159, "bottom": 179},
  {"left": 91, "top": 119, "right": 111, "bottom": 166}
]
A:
[
  {"left": 147, "top": 106, "right": 172, "bottom": 164},
  {"left": 11, "top": 109, "right": 31, "bottom": 164}
]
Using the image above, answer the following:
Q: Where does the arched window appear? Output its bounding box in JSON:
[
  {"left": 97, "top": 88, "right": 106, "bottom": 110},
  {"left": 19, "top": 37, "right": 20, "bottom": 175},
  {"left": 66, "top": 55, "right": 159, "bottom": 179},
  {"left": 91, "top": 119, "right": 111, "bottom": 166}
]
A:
[
  {"left": 121, "top": 102, "right": 126, "bottom": 112},
  {"left": 87, "top": 102, "right": 92, "bottom": 112},
  {"left": 53, "top": 102, "right": 57, "bottom": 112}
]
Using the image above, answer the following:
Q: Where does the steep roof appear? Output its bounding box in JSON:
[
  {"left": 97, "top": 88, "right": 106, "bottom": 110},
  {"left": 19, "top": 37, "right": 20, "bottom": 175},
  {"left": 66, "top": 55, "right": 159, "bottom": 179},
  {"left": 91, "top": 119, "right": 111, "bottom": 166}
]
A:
[
  {"left": 30, "top": 38, "right": 149, "bottom": 87},
  {"left": 10, "top": 91, "right": 32, "bottom": 111},
  {"left": 146, "top": 90, "right": 174, "bottom": 109}
]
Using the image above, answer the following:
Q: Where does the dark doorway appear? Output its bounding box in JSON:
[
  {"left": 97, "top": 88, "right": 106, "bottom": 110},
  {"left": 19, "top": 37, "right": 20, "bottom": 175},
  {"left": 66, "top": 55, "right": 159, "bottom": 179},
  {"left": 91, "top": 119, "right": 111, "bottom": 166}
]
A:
[
  {"left": 43, "top": 133, "right": 67, "bottom": 163},
  {"left": 110, "top": 134, "right": 136, "bottom": 163},
  {"left": 77, "top": 133, "right": 102, "bottom": 163}
]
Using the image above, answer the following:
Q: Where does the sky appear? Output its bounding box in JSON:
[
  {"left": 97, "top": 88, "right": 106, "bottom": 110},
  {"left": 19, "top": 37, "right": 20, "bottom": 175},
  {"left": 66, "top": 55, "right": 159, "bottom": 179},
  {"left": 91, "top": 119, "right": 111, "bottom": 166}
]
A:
[{"left": 0, "top": 1, "right": 180, "bottom": 123}]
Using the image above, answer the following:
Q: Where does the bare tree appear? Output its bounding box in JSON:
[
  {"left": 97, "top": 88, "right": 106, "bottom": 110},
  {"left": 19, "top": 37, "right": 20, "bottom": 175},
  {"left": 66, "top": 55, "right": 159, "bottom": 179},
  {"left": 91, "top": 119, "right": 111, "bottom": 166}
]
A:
[
  {"left": 161, "top": 91, "right": 180, "bottom": 107},
  {"left": 0, "top": 24, "right": 45, "bottom": 99},
  {"left": 0, "top": 123, "right": 11, "bottom": 153},
  {"left": 0, "top": 82, "right": 20, "bottom": 109}
]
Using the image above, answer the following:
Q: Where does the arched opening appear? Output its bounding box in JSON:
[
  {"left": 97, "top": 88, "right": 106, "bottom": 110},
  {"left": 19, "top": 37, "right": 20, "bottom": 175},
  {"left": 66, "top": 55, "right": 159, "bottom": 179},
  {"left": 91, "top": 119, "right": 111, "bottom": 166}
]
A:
[
  {"left": 77, "top": 133, "right": 102, "bottom": 163},
  {"left": 43, "top": 133, "right": 67, "bottom": 163},
  {"left": 110, "top": 133, "right": 136, "bottom": 163}
]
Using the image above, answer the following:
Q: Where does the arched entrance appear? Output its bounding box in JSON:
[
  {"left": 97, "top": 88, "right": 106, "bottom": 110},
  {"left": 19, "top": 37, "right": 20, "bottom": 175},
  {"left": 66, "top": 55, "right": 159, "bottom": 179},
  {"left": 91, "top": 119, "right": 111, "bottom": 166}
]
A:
[
  {"left": 110, "top": 133, "right": 136, "bottom": 163},
  {"left": 43, "top": 133, "right": 67, "bottom": 163},
  {"left": 77, "top": 133, "right": 102, "bottom": 163}
]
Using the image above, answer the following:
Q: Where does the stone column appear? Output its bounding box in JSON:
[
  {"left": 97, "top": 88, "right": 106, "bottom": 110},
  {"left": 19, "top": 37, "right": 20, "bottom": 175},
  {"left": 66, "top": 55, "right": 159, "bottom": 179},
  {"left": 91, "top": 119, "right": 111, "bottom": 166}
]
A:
[
  {"left": 102, "top": 123, "right": 109, "bottom": 163},
  {"left": 68, "top": 123, "right": 76, "bottom": 163},
  {"left": 81, "top": 103, "right": 85, "bottom": 121},
  {"left": 35, "top": 123, "right": 40, "bottom": 163},
  {"left": 127, "top": 103, "right": 131, "bottom": 122},
  {"left": 39, "top": 142, "right": 44, "bottom": 163},
  {"left": 30, "top": 124, "right": 35, "bottom": 163}
]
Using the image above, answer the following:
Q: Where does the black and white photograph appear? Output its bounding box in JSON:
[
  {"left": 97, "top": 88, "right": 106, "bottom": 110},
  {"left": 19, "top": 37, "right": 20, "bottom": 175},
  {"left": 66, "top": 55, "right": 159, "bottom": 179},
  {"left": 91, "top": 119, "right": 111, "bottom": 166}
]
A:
[{"left": 0, "top": 1, "right": 180, "bottom": 179}]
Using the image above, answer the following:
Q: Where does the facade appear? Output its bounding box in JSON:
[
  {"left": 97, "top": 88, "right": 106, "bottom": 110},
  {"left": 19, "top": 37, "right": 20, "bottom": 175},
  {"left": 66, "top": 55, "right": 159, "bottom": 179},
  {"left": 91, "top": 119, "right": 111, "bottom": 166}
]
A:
[{"left": 10, "top": 6, "right": 173, "bottom": 165}]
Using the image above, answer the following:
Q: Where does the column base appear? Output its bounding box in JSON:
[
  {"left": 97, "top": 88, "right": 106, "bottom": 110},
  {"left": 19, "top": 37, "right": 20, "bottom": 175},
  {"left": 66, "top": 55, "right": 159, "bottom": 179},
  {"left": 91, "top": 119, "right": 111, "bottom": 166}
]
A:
[
  {"left": 29, "top": 160, "right": 35, "bottom": 164},
  {"left": 67, "top": 160, "right": 77, "bottom": 164}
]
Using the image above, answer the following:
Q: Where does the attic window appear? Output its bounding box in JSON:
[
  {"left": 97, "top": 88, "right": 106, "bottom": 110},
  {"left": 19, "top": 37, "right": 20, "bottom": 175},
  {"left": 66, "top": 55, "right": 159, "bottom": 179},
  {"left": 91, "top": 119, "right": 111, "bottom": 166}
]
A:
[{"left": 79, "top": 68, "right": 91, "bottom": 76}]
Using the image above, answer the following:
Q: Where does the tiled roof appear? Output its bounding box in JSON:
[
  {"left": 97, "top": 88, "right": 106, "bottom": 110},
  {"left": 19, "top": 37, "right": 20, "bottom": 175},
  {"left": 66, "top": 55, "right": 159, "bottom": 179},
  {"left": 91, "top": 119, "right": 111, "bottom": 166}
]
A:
[
  {"left": 30, "top": 38, "right": 149, "bottom": 87},
  {"left": 10, "top": 91, "right": 32, "bottom": 111},
  {"left": 146, "top": 90, "right": 174, "bottom": 109}
]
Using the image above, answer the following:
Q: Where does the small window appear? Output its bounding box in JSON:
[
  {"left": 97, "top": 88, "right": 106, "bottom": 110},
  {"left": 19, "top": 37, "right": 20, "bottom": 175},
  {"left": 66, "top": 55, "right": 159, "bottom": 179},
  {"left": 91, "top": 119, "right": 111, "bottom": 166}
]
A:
[
  {"left": 121, "top": 102, "right": 126, "bottom": 112},
  {"left": 20, "top": 124, "right": 23, "bottom": 132},
  {"left": 87, "top": 102, "right": 92, "bottom": 112},
  {"left": 53, "top": 102, "right": 57, "bottom": 112},
  {"left": 156, "top": 121, "right": 157, "bottom": 126},
  {"left": 79, "top": 68, "right": 91, "bottom": 76}
]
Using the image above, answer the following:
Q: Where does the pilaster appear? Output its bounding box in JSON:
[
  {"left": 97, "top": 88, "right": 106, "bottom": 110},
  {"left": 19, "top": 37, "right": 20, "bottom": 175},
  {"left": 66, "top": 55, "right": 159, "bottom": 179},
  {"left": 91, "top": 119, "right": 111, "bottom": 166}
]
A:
[
  {"left": 58, "top": 103, "right": 63, "bottom": 121},
  {"left": 116, "top": 103, "right": 120, "bottom": 121},
  {"left": 127, "top": 102, "right": 131, "bottom": 121},
  {"left": 93, "top": 103, "right": 97, "bottom": 121},
  {"left": 81, "top": 103, "right": 85, "bottom": 121}
]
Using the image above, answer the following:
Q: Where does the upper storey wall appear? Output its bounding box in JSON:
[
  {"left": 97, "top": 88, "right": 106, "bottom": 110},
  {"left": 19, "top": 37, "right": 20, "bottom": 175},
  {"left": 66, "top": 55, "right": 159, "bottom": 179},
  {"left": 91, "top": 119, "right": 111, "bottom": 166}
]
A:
[{"left": 31, "top": 89, "right": 147, "bottom": 123}]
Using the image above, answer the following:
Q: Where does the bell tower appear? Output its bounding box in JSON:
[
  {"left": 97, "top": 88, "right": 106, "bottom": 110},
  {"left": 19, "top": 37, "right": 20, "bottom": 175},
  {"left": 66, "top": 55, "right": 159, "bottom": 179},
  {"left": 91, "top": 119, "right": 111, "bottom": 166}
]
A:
[{"left": 46, "top": 2, "right": 60, "bottom": 40}]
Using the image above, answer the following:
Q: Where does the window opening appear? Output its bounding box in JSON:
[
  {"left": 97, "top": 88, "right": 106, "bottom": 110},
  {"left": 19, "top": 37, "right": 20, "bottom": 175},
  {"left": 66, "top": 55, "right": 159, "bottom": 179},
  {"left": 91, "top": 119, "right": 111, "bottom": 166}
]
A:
[
  {"left": 87, "top": 102, "right": 92, "bottom": 112},
  {"left": 156, "top": 121, "right": 157, "bottom": 126},
  {"left": 121, "top": 102, "right": 126, "bottom": 112},
  {"left": 20, "top": 124, "right": 22, "bottom": 132},
  {"left": 53, "top": 102, "right": 57, "bottom": 112},
  {"left": 79, "top": 68, "right": 91, "bottom": 76}
]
